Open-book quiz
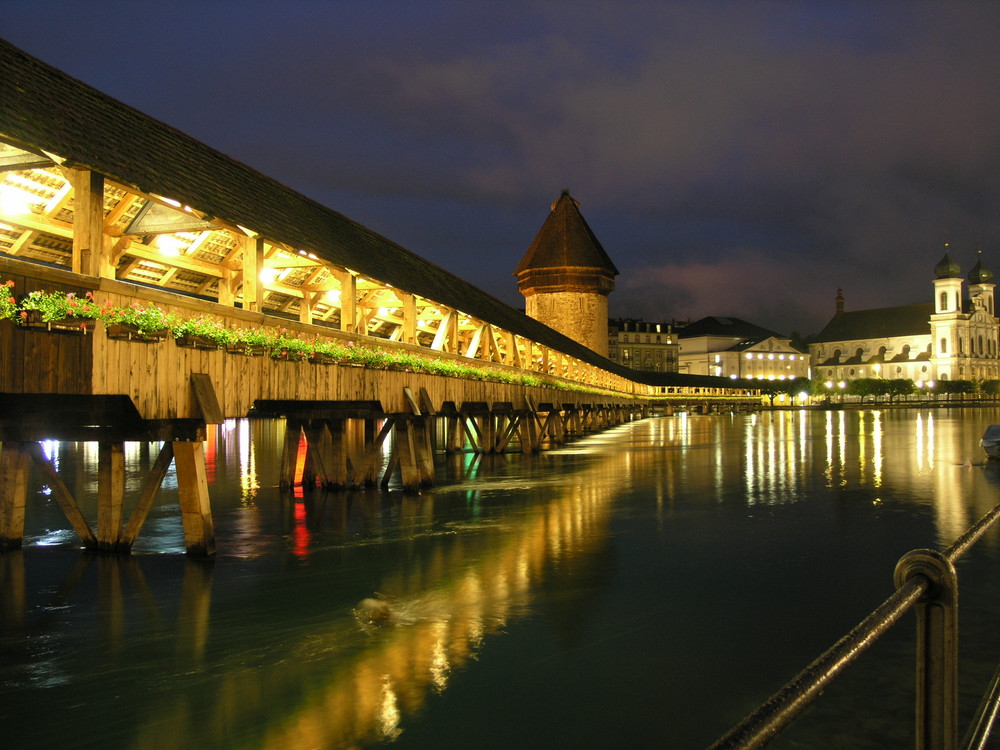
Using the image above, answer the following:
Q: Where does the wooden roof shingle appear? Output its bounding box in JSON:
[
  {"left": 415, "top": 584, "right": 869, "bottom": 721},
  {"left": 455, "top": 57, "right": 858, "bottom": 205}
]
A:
[{"left": 0, "top": 39, "right": 737, "bottom": 391}]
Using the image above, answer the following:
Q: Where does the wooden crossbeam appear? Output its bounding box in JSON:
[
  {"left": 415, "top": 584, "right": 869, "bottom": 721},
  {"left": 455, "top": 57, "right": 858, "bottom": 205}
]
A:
[{"left": 24, "top": 442, "right": 97, "bottom": 547}]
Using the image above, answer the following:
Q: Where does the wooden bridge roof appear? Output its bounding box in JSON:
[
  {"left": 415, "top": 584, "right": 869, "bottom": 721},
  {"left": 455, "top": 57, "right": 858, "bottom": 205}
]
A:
[{"left": 0, "top": 39, "right": 738, "bottom": 392}]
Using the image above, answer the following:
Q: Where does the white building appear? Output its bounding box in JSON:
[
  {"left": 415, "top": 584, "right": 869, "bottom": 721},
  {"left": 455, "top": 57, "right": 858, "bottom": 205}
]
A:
[
  {"left": 809, "top": 250, "right": 999, "bottom": 384},
  {"left": 676, "top": 316, "right": 810, "bottom": 381}
]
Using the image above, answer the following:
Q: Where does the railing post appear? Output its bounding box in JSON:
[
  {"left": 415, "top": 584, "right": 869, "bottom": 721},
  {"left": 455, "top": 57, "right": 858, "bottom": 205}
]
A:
[{"left": 894, "top": 549, "right": 959, "bottom": 750}]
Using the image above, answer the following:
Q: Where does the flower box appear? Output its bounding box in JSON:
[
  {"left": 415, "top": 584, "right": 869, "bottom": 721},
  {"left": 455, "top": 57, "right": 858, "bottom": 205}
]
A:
[
  {"left": 309, "top": 352, "right": 339, "bottom": 365},
  {"left": 226, "top": 343, "right": 268, "bottom": 356},
  {"left": 106, "top": 323, "right": 169, "bottom": 342},
  {"left": 272, "top": 350, "right": 309, "bottom": 362},
  {"left": 21, "top": 310, "right": 94, "bottom": 334},
  {"left": 175, "top": 334, "right": 220, "bottom": 350}
]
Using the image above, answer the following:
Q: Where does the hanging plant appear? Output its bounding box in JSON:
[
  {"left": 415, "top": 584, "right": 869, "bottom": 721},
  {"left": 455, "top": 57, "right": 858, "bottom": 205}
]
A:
[
  {"left": 104, "top": 301, "right": 180, "bottom": 336},
  {"left": 0, "top": 280, "right": 16, "bottom": 321},
  {"left": 173, "top": 314, "right": 236, "bottom": 349}
]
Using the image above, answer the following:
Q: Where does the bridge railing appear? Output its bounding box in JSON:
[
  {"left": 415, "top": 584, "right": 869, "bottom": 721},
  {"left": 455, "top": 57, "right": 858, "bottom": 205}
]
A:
[
  {"left": 0, "top": 258, "right": 761, "bottom": 412},
  {"left": 708, "top": 499, "right": 1000, "bottom": 750}
]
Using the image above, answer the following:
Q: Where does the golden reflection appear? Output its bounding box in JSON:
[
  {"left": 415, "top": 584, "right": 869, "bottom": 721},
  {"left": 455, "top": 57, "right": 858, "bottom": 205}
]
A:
[
  {"left": 743, "top": 412, "right": 802, "bottom": 504},
  {"left": 236, "top": 419, "right": 259, "bottom": 505},
  {"left": 872, "top": 411, "right": 883, "bottom": 488},
  {"left": 14, "top": 412, "right": 1000, "bottom": 749}
]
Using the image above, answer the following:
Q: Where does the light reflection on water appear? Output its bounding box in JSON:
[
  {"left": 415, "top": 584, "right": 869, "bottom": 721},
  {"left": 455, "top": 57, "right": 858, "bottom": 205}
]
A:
[{"left": 3, "top": 408, "right": 1000, "bottom": 748}]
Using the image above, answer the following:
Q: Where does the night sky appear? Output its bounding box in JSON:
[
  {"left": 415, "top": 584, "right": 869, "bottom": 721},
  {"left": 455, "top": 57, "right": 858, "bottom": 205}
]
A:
[{"left": 4, "top": 2, "right": 1000, "bottom": 337}]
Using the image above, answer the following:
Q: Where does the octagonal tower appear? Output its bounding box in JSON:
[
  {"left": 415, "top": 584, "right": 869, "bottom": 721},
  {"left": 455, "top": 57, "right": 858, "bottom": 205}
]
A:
[{"left": 514, "top": 192, "right": 619, "bottom": 357}]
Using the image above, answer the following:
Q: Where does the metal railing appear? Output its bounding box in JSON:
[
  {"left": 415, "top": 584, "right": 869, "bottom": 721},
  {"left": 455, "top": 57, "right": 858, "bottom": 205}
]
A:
[{"left": 709, "top": 500, "right": 1000, "bottom": 750}]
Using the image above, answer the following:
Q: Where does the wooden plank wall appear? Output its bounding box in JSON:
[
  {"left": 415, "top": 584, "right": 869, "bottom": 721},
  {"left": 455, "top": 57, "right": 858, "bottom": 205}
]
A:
[
  {"left": 0, "top": 266, "right": 95, "bottom": 395},
  {"left": 0, "top": 266, "right": 643, "bottom": 421}
]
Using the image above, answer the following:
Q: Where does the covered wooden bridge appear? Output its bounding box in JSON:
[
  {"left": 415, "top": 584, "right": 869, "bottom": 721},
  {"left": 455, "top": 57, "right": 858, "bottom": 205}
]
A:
[{"left": 0, "top": 40, "right": 758, "bottom": 555}]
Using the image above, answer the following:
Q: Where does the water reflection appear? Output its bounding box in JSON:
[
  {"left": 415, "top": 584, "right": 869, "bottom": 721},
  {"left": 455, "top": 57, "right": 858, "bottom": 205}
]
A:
[{"left": 5, "top": 410, "right": 1000, "bottom": 749}]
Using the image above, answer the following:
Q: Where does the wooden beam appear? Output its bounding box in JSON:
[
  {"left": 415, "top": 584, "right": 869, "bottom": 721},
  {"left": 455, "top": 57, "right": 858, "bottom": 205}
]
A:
[
  {"left": 124, "top": 241, "right": 225, "bottom": 278},
  {"left": 71, "top": 169, "right": 104, "bottom": 277},
  {"left": 338, "top": 270, "right": 357, "bottom": 333},
  {"left": 172, "top": 441, "right": 216, "bottom": 556},
  {"left": 1, "top": 212, "right": 73, "bottom": 239},
  {"left": 25, "top": 442, "right": 97, "bottom": 547},
  {"left": 121, "top": 442, "right": 174, "bottom": 547},
  {"left": 97, "top": 442, "right": 125, "bottom": 551},
  {"left": 242, "top": 235, "right": 265, "bottom": 311},
  {"left": 401, "top": 292, "right": 417, "bottom": 345},
  {"left": 0, "top": 442, "right": 31, "bottom": 549}
]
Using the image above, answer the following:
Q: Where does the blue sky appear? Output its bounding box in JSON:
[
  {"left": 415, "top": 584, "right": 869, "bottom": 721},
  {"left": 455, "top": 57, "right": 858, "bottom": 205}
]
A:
[{"left": 4, "top": 1, "right": 1000, "bottom": 335}]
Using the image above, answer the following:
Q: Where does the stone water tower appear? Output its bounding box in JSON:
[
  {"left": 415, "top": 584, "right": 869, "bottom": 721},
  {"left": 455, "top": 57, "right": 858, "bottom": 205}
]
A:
[{"left": 514, "top": 191, "right": 619, "bottom": 357}]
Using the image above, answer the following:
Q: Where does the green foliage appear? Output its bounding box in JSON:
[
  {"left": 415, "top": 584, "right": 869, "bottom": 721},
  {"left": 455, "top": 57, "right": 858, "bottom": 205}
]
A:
[
  {"left": 845, "top": 378, "right": 880, "bottom": 402},
  {"left": 0, "top": 280, "right": 16, "bottom": 321},
  {"left": 3, "top": 286, "right": 632, "bottom": 395},
  {"left": 173, "top": 314, "right": 236, "bottom": 344},
  {"left": 104, "top": 301, "right": 180, "bottom": 333},
  {"left": 19, "top": 289, "right": 103, "bottom": 322}
]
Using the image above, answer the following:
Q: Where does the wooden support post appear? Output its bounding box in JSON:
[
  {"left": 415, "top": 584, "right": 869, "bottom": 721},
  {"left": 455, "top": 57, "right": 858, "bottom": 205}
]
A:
[
  {"left": 463, "top": 416, "right": 484, "bottom": 453},
  {"left": 280, "top": 419, "right": 303, "bottom": 489},
  {"left": 300, "top": 421, "right": 326, "bottom": 488},
  {"left": 415, "top": 418, "right": 435, "bottom": 485},
  {"left": 25, "top": 442, "right": 97, "bottom": 548},
  {"left": 71, "top": 169, "right": 104, "bottom": 277},
  {"left": 97, "top": 442, "right": 126, "bottom": 552},
  {"left": 121, "top": 442, "right": 174, "bottom": 547},
  {"left": 401, "top": 292, "right": 417, "bottom": 345},
  {"left": 354, "top": 418, "right": 393, "bottom": 488},
  {"left": 172, "top": 441, "right": 216, "bottom": 556},
  {"left": 496, "top": 415, "right": 521, "bottom": 453},
  {"left": 0, "top": 442, "right": 31, "bottom": 550},
  {"left": 395, "top": 420, "right": 420, "bottom": 491},
  {"left": 242, "top": 236, "right": 265, "bottom": 312},
  {"left": 325, "top": 419, "right": 348, "bottom": 488},
  {"left": 218, "top": 267, "right": 236, "bottom": 306},
  {"left": 445, "top": 416, "right": 464, "bottom": 453},
  {"left": 338, "top": 270, "right": 357, "bottom": 333}
]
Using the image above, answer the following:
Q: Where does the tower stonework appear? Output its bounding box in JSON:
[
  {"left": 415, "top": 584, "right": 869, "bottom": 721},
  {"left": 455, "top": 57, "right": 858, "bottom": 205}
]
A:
[{"left": 514, "top": 192, "right": 619, "bottom": 357}]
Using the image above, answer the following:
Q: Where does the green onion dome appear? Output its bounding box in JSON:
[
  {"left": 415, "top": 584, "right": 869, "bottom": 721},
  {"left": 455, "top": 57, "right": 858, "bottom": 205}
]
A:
[
  {"left": 935, "top": 249, "right": 962, "bottom": 279},
  {"left": 968, "top": 252, "right": 994, "bottom": 284}
]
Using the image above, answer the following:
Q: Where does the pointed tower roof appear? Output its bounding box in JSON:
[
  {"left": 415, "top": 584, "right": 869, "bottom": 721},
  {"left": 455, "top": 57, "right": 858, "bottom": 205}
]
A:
[{"left": 515, "top": 191, "right": 619, "bottom": 277}]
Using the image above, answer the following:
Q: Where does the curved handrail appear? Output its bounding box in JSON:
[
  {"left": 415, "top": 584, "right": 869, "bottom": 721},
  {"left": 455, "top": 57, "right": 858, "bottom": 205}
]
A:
[{"left": 709, "top": 498, "right": 1000, "bottom": 750}]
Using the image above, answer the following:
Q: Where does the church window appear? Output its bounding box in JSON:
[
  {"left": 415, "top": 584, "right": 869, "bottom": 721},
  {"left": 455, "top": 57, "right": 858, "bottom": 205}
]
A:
[
  {"left": 940, "top": 291, "right": 948, "bottom": 310},
  {"left": 980, "top": 335, "right": 985, "bottom": 355},
  {"left": 940, "top": 338, "right": 947, "bottom": 354}
]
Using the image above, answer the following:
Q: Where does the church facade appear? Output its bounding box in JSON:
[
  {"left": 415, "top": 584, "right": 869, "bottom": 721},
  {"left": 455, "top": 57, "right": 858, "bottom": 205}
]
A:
[{"left": 809, "top": 250, "right": 1000, "bottom": 385}]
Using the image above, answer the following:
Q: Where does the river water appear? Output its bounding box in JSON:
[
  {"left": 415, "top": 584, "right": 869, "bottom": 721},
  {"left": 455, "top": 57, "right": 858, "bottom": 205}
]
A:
[{"left": 4, "top": 408, "right": 1000, "bottom": 749}]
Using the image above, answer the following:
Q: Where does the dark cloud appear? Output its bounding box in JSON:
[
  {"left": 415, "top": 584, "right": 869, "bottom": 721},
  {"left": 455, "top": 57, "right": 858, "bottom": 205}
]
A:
[{"left": 4, "top": 1, "right": 1000, "bottom": 335}]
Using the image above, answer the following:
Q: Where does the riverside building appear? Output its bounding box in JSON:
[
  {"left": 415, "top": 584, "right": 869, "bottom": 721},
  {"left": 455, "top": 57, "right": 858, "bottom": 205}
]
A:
[
  {"left": 607, "top": 318, "right": 679, "bottom": 373},
  {"left": 809, "top": 249, "right": 1000, "bottom": 384},
  {"left": 675, "top": 316, "right": 809, "bottom": 381}
]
